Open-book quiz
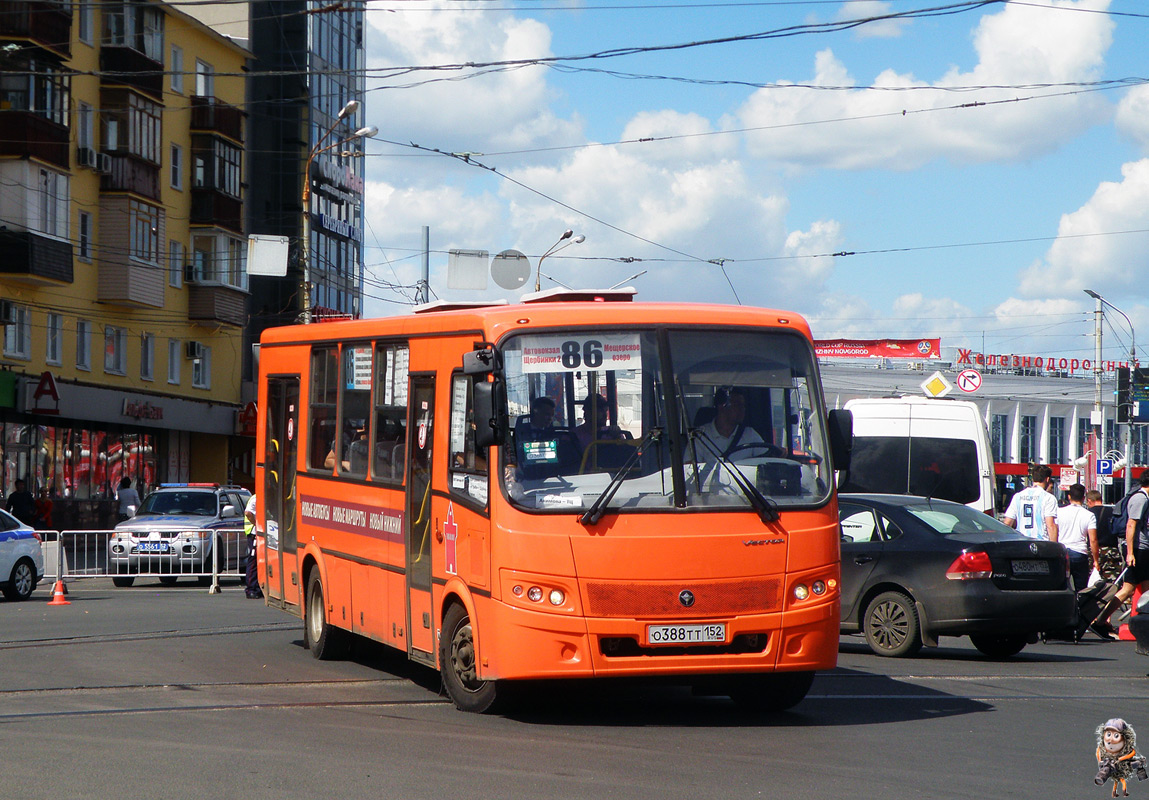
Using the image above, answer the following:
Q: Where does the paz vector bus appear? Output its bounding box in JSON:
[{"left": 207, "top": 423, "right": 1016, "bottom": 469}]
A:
[{"left": 254, "top": 289, "right": 853, "bottom": 712}]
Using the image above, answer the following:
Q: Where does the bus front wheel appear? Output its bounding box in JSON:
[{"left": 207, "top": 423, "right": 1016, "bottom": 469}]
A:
[
  {"left": 727, "top": 671, "right": 815, "bottom": 712},
  {"left": 304, "top": 570, "right": 350, "bottom": 660},
  {"left": 440, "top": 603, "right": 501, "bottom": 713}
]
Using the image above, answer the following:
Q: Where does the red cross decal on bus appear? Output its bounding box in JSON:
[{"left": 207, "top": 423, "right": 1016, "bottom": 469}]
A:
[{"left": 444, "top": 503, "right": 458, "bottom": 576}]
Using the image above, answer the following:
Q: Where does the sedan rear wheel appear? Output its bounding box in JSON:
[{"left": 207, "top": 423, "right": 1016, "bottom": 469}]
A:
[
  {"left": 969, "top": 633, "right": 1027, "bottom": 658},
  {"left": 863, "top": 590, "right": 922, "bottom": 657}
]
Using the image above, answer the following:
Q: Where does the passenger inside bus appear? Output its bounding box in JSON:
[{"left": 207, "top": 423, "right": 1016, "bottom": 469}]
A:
[{"left": 574, "top": 395, "right": 634, "bottom": 472}]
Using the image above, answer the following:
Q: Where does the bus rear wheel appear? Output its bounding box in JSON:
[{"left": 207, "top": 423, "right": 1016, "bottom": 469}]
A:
[
  {"left": 727, "top": 671, "right": 815, "bottom": 712},
  {"left": 304, "top": 570, "right": 349, "bottom": 660},
  {"left": 440, "top": 603, "right": 501, "bottom": 713}
]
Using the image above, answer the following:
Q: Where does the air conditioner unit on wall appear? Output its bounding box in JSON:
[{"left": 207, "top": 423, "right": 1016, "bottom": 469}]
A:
[
  {"left": 77, "top": 146, "right": 96, "bottom": 168},
  {"left": 185, "top": 341, "right": 204, "bottom": 360},
  {"left": 97, "top": 152, "right": 112, "bottom": 174}
]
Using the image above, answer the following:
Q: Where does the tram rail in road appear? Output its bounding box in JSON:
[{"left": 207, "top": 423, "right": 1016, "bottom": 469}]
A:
[{"left": 3, "top": 580, "right": 1147, "bottom": 800}]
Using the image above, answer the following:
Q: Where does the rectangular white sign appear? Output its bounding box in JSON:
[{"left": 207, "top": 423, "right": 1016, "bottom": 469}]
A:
[{"left": 519, "top": 333, "right": 642, "bottom": 374}]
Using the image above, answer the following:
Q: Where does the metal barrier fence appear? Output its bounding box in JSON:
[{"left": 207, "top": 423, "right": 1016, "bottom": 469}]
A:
[{"left": 40, "top": 529, "right": 247, "bottom": 593}]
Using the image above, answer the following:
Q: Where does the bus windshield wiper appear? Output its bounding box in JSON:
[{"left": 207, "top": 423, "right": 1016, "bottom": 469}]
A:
[
  {"left": 688, "top": 430, "right": 780, "bottom": 524},
  {"left": 579, "top": 428, "right": 661, "bottom": 526}
]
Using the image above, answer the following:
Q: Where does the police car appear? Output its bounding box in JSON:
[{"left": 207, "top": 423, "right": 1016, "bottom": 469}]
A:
[
  {"left": 108, "top": 484, "right": 250, "bottom": 587},
  {"left": 1, "top": 508, "right": 45, "bottom": 601}
]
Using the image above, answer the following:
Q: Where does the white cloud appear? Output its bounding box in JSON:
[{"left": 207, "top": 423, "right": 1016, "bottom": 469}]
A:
[
  {"left": 1116, "top": 84, "right": 1149, "bottom": 154},
  {"left": 365, "top": 3, "right": 582, "bottom": 157},
  {"left": 1016, "top": 158, "right": 1149, "bottom": 300},
  {"left": 835, "top": 1, "right": 909, "bottom": 40},
  {"left": 737, "top": 0, "right": 1114, "bottom": 170}
]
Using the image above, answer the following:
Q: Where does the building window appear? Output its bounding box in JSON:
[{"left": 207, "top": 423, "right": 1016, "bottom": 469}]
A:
[
  {"left": 46, "top": 313, "right": 62, "bottom": 365},
  {"left": 0, "top": 58, "right": 70, "bottom": 126},
  {"left": 168, "top": 339, "right": 180, "bottom": 384},
  {"left": 1049, "top": 416, "right": 1065, "bottom": 465},
  {"left": 195, "top": 59, "right": 214, "bottom": 97},
  {"left": 1019, "top": 415, "right": 1038, "bottom": 465},
  {"left": 78, "top": 0, "right": 94, "bottom": 44},
  {"left": 129, "top": 200, "right": 161, "bottom": 264},
  {"left": 104, "top": 1, "right": 164, "bottom": 61},
  {"left": 79, "top": 212, "right": 92, "bottom": 261},
  {"left": 169, "top": 240, "right": 184, "bottom": 288},
  {"left": 141, "top": 333, "right": 154, "bottom": 380},
  {"left": 78, "top": 101, "right": 94, "bottom": 151},
  {"left": 37, "top": 168, "right": 69, "bottom": 239},
  {"left": 170, "top": 44, "right": 183, "bottom": 93},
  {"left": 191, "top": 232, "right": 246, "bottom": 289},
  {"left": 76, "top": 320, "right": 91, "bottom": 370},
  {"left": 171, "top": 143, "right": 182, "bottom": 189},
  {"left": 104, "top": 326, "right": 127, "bottom": 375},
  {"left": 191, "top": 345, "right": 211, "bottom": 389},
  {"left": 2, "top": 304, "right": 31, "bottom": 359},
  {"left": 191, "top": 138, "right": 242, "bottom": 199},
  {"left": 991, "top": 414, "right": 1008, "bottom": 463}
]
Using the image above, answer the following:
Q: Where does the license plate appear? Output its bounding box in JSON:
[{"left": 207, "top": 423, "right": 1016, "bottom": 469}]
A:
[
  {"left": 646, "top": 623, "right": 726, "bottom": 645},
  {"left": 1011, "top": 559, "right": 1050, "bottom": 575},
  {"left": 137, "top": 542, "right": 171, "bottom": 553}
]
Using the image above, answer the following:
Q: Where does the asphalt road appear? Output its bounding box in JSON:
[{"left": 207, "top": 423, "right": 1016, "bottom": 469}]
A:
[{"left": 2, "top": 578, "right": 1147, "bottom": 800}]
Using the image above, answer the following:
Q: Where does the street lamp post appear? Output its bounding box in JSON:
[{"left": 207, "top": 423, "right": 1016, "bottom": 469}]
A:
[
  {"left": 300, "top": 99, "right": 377, "bottom": 323},
  {"left": 534, "top": 229, "right": 584, "bottom": 292},
  {"left": 1085, "top": 289, "right": 1137, "bottom": 493}
]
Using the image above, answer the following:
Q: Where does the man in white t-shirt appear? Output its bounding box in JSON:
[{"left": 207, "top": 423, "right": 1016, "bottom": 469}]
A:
[
  {"left": 696, "top": 388, "right": 768, "bottom": 461},
  {"left": 1054, "top": 483, "right": 1098, "bottom": 592},
  {"left": 1004, "top": 464, "right": 1059, "bottom": 541}
]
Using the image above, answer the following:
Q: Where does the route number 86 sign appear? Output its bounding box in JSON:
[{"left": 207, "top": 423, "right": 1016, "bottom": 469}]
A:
[{"left": 519, "top": 333, "right": 642, "bottom": 374}]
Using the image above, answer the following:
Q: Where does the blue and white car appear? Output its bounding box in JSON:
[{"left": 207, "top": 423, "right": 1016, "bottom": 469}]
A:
[
  {"left": 1, "top": 508, "right": 45, "bottom": 601},
  {"left": 108, "top": 484, "right": 250, "bottom": 587}
]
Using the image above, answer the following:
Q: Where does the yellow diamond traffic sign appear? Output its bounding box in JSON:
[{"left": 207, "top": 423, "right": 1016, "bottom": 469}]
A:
[{"left": 921, "top": 371, "right": 953, "bottom": 398}]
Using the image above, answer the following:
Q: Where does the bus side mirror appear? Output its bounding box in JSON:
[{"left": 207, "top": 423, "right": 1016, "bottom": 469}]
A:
[
  {"left": 463, "top": 344, "right": 498, "bottom": 375},
  {"left": 828, "top": 409, "right": 853, "bottom": 473},
  {"left": 473, "top": 380, "right": 504, "bottom": 449}
]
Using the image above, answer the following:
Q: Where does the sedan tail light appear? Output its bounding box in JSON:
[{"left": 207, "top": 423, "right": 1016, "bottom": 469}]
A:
[{"left": 946, "top": 551, "right": 993, "bottom": 580}]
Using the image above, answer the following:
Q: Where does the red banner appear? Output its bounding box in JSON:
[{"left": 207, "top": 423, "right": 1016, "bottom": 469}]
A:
[{"left": 815, "top": 339, "right": 940, "bottom": 359}]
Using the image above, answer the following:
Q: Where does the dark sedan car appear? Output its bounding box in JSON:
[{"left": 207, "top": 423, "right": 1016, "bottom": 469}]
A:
[{"left": 839, "top": 494, "right": 1076, "bottom": 658}]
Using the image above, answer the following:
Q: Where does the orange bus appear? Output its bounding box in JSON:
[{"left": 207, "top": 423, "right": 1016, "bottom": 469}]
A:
[{"left": 255, "top": 289, "right": 853, "bottom": 712}]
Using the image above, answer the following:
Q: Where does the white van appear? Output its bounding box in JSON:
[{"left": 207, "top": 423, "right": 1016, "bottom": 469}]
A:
[{"left": 839, "top": 396, "right": 997, "bottom": 514}]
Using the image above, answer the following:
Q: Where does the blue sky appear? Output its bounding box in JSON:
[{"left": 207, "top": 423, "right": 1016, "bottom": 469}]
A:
[{"left": 360, "top": 0, "right": 1149, "bottom": 364}]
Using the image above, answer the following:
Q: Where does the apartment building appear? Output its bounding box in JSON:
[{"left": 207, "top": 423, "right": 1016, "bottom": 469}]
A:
[{"left": 0, "top": 0, "right": 252, "bottom": 529}]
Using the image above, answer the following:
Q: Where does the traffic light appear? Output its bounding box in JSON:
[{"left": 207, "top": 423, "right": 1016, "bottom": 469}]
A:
[{"left": 1118, "top": 366, "right": 1130, "bottom": 424}]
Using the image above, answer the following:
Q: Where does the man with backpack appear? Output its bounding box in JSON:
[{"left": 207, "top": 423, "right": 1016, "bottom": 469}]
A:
[{"left": 1094, "top": 475, "right": 1149, "bottom": 636}]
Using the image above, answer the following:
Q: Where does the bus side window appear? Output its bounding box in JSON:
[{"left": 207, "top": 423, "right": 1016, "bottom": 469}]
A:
[
  {"left": 449, "top": 374, "right": 488, "bottom": 505},
  {"left": 308, "top": 347, "right": 339, "bottom": 470},
  {"left": 371, "top": 342, "right": 409, "bottom": 483}
]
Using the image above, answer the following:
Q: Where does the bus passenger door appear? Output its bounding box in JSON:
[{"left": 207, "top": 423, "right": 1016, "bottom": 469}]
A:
[
  {"left": 405, "top": 375, "right": 436, "bottom": 665},
  {"left": 264, "top": 375, "right": 301, "bottom": 611}
]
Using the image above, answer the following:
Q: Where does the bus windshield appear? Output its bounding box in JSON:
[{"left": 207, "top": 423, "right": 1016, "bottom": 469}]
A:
[{"left": 500, "top": 327, "right": 832, "bottom": 513}]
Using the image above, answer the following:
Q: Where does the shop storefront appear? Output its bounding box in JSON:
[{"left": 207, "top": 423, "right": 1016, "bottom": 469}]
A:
[{"left": 0, "top": 372, "right": 240, "bottom": 531}]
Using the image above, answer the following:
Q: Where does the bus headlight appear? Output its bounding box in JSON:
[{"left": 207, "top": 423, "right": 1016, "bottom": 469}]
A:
[
  {"left": 793, "top": 584, "right": 810, "bottom": 601},
  {"left": 527, "top": 586, "right": 543, "bottom": 603},
  {"left": 548, "top": 589, "right": 565, "bottom": 606}
]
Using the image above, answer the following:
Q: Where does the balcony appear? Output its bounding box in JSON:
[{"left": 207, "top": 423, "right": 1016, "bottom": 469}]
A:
[
  {"left": 190, "top": 96, "right": 245, "bottom": 143},
  {"left": 0, "top": 111, "right": 68, "bottom": 170},
  {"left": 190, "top": 189, "right": 243, "bottom": 234},
  {"left": 99, "top": 46, "right": 163, "bottom": 100},
  {"left": 0, "top": 0, "right": 72, "bottom": 58},
  {"left": 0, "top": 230, "right": 74, "bottom": 285},
  {"left": 100, "top": 153, "right": 160, "bottom": 200},
  {"left": 188, "top": 283, "right": 247, "bottom": 327}
]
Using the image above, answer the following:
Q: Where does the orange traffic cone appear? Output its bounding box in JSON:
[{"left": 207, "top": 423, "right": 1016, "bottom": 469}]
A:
[
  {"left": 1119, "top": 587, "right": 1140, "bottom": 641},
  {"left": 46, "top": 579, "right": 71, "bottom": 606}
]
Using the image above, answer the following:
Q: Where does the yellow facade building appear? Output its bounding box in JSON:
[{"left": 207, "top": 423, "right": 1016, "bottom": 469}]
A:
[{"left": 0, "top": 0, "right": 253, "bottom": 529}]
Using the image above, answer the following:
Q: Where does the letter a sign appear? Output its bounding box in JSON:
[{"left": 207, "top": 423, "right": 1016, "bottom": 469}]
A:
[{"left": 31, "top": 371, "right": 60, "bottom": 415}]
